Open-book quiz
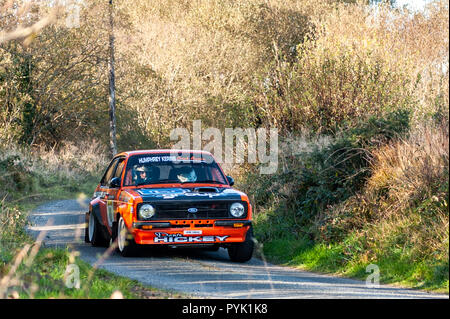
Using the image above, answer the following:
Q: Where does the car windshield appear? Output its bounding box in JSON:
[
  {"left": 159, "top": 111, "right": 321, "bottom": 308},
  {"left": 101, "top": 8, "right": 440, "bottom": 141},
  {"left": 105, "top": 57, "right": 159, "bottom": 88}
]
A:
[{"left": 123, "top": 152, "right": 228, "bottom": 187}]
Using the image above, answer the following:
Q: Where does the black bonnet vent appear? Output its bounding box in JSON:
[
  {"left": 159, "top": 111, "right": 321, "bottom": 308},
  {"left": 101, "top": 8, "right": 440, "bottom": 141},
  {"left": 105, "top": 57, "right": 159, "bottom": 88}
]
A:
[{"left": 193, "top": 187, "right": 219, "bottom": 193}]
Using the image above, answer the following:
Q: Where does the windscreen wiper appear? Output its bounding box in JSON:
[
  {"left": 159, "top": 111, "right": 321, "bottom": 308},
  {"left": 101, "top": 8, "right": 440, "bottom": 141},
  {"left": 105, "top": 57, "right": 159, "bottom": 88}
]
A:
[{"left": 135, "top": 179, "right": 178, "bottom": 186}]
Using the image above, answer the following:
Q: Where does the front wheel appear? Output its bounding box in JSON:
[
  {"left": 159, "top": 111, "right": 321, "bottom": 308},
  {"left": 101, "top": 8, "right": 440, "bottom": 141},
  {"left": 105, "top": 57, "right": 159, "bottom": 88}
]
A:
[
  {"left": 228, "top": 227, "right": 254, "bottom": 262},
  {"left": 117, "top": 217, "right": 138, "bottom": 257}
]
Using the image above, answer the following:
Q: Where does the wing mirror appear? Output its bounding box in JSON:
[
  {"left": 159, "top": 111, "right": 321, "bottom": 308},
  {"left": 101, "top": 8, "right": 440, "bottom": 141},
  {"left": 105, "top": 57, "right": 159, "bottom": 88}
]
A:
[
  {"left": 109, "top": 177, "right": 121, "bottom": 188},
  {"left": 226, "top": 176, "right": 235, "bottom": 186}
]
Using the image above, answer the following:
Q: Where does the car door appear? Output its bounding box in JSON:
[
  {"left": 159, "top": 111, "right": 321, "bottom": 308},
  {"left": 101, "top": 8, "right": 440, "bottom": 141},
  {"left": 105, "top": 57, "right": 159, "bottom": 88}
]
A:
[
  {"left": 97, "top": 157, "right": 121, "bottom": 234},
  {"left": 106, "top": 157, "right": 126, "bottom": 231}
]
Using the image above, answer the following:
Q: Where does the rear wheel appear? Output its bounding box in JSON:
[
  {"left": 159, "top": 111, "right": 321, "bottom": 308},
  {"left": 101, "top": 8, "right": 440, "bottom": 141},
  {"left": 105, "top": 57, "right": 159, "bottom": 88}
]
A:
[
  {"left": 117, "top": 217, "right": 138, "bottom": 257},
  {"left": 88, "top": 212, "right": 109, "bottom": 247},
  {"left": 110, "top": 220, "right": 118, "bottom": 247},
  {"left": 84, "top": 213, "right": 90, "bottom": 243},
  {"left": 228, "top": 227, "right": 254, "bottom": 262}
]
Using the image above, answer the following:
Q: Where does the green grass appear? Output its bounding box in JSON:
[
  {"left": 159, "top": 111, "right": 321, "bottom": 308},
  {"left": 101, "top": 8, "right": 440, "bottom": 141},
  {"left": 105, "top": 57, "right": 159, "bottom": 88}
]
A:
[
  {"left": 246, "top": 120, "right": 448, "bottom": 295},
  {"left": 4, "top": 248, "right": 186, "bottom": 299},
  {"left": 1, "top": 194, "right": 188, "bottom": 299},
  {"left": 259, "top": 236, "right": 449, "bottom": 294},
  {"left": 0, "top": 155, "right": 186, "bottom": 299}
]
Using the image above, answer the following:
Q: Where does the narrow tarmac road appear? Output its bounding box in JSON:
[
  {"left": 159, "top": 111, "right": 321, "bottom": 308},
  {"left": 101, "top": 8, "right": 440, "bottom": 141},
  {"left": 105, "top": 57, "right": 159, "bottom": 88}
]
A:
[{"left": 27, "top": 199, "right": 448, "bottom": 299}]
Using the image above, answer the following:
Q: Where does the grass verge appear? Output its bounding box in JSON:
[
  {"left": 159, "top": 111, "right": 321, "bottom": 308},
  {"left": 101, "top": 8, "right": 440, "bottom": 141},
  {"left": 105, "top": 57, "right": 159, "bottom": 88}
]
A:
[
  {"left": 258, "top": 236, "right": 449, "bottom": 294},
  {"left": 248, "top": 123, "right": 449, "bottom": 295},
  {"left": 0, "top": 147, "right": 187, "bottom": 299},
  {"left": 2, "top": 247, "right": 185, "bottom": 299},
  {"left": 1, "top": 191, "right": 188, "bottom": 299}
]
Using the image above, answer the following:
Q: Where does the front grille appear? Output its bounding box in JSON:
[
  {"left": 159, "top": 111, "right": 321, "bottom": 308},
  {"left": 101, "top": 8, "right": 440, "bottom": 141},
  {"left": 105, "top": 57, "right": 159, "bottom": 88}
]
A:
[
  {"left": 170, "top": 224, "right": 214, "bottom": 228},
  {"left": 137, "top": 201, "right": 247, "bottom": 220}
]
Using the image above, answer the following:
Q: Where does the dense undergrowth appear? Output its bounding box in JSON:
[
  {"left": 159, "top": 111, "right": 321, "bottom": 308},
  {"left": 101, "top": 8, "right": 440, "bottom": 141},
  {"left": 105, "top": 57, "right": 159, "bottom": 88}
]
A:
[
  {"left": 231, "top": 1, "right": 449, "bottom": 294},
  {"left": 0, "top": 141, "right": 106, "bottom": 248},
  {"left": 244, "top": 118, "right": 448, "bottom": 292},
  {"left": 1, "top": 0, "right": 448, "bottom": 295}
]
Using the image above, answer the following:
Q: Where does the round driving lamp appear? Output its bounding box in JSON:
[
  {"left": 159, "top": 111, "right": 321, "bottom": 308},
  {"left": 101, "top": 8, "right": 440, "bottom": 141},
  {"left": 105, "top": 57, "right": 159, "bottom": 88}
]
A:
[
  {"left": 139, "top": 204, "right": 155, "bottom": 219},
  {"left": 230, "top": 202, "right": 245, "bottom": 218}
]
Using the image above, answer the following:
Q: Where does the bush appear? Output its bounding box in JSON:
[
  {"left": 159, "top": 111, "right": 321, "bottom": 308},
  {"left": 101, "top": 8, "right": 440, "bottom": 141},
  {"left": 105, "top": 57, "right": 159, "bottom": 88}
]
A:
[
  {"left": 245, "top": 109, "right": 411, "bottom": 241},
  {"left": 256, "top": 1, "right": 448, "bottom": 134},
  {"left": 0, "top": 155, "right": 36, "bottom": 197},
  {"left": 322, "top": 122, "right": 449, "bottom": 250}
]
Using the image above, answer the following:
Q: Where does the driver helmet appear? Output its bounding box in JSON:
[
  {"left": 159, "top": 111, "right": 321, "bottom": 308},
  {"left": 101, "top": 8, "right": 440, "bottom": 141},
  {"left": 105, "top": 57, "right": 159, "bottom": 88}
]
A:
[
  {"left": 177, "top": 167, "right": 197, "bottom": 183},
  {"left": 133, "top": 164, "right": 148, "bottom": 180}
]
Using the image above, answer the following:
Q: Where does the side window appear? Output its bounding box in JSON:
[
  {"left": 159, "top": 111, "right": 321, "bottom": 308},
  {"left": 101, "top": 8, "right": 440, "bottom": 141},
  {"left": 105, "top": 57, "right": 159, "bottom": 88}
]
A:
[
  {"left": 210, "top": 166, "right": 226, "bottom": 184},
  {"left": 113, "top": 159, "right": 125, "bottom": 180},
  {"left": 100, "top": 158, "right": 120, "bottom": 186}
]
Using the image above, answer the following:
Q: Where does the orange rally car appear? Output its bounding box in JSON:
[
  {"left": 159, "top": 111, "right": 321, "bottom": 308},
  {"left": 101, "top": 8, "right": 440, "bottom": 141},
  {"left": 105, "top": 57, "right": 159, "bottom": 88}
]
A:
[{"left": 85, "top": 150, "right": 254, "bottom": 262}]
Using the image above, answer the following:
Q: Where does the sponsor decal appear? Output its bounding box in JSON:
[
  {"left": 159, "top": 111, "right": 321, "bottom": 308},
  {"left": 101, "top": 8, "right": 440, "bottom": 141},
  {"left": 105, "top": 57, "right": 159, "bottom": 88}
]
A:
[
  {"left": 155, "top": 232, "right": 181, "bottom": 237},
  {"left": 141, "top": 189, "right": 180, "bottom": 194},
  {"left": 153, "top": 232, "right": 228, "bottom": 243},
  {"left": 94, "top": 191, "right": 107, "bottom": 198},
  {"left": 137, "top": 188, "right": 222, "bottom": 199},
  {"left": 174, "top": 155, "right": 206, "bottom": 163},
  {"left": 138, "top": 155, "right": 206, "bottom": 164},
  {"left": 184, "top": 192, "right": 220, "bottom": 198},
  {"left": 138, "top": 156, "right": 177, "bottom": 164}
]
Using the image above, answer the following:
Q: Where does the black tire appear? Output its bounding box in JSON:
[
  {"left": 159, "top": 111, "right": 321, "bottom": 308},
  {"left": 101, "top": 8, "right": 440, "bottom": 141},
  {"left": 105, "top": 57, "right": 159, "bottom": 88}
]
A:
[
  {"left": 117, "top": 216, "right": 138, "bottom": 257},
  {"left": 110, "top": 220, "right": 118, "bottom": 247},
  {"left": 84, "top": 212, "right": 90, "bottom": 243},
  {"left": 227, "top": 227, "right": 254, "bottom": 262},
  {"left": 88, "top": 211, "right": 109, "bottom": 247}
]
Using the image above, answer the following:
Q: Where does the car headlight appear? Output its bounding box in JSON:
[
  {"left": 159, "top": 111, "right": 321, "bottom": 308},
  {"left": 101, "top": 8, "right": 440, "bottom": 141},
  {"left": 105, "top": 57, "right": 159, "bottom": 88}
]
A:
[
  {"left": 230, "top": 202, "right": 245, "bottom": 218},
  {"left": 139, "top": 204, "right": 155, "bottom": 219}
]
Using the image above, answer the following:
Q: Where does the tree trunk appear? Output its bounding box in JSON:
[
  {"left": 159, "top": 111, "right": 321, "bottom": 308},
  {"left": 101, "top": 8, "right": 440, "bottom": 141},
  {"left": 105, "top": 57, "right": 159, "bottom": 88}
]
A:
[
  {"left": 108, "top": 0, "right": 118, "bottom": 157},
  {"left": 19, "top": 51, "right": 36, "bottom": 146}
]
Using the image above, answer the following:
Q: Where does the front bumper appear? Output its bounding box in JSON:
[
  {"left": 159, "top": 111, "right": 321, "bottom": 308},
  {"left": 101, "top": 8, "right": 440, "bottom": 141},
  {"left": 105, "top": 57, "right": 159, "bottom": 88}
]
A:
[{"left": 131, "top": 219, "right": 251, "bottom": 245}]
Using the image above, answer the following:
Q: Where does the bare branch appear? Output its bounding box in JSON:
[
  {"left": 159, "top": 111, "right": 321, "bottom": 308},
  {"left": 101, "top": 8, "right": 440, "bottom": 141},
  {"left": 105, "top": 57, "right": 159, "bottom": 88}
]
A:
[{"left": 0, "top": 8, "right": 60, "bottom": 45}]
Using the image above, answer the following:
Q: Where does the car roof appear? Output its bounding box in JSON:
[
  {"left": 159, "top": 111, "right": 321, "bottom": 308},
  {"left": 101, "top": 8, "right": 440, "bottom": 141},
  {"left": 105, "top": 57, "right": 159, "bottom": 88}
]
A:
[{"left": 115, "top": 149, "right": 213, "bottom": 158}]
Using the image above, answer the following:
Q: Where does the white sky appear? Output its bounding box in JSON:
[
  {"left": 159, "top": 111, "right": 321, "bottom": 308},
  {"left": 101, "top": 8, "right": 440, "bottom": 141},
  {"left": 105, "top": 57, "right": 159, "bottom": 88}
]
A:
[{"left": 394, "top": 0, "right": 434, "bottom": 11}]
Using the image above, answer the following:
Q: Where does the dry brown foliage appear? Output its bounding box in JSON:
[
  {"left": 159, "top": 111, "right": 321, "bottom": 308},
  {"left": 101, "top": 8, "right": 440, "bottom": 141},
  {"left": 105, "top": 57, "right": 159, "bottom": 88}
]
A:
[{"left": 322, "top": 122, "right": 449, "bottom": 260}]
